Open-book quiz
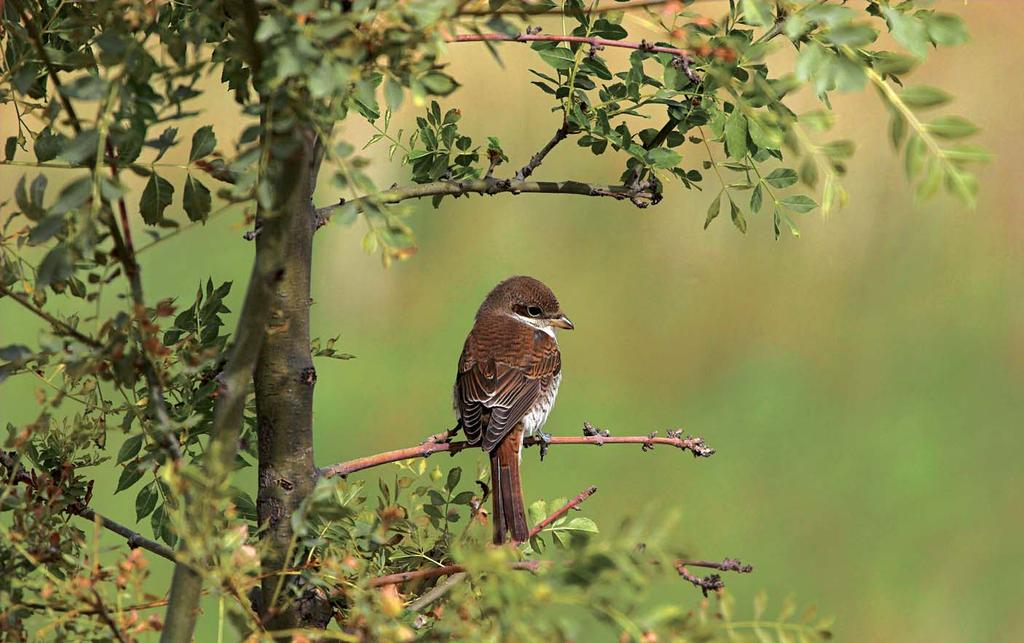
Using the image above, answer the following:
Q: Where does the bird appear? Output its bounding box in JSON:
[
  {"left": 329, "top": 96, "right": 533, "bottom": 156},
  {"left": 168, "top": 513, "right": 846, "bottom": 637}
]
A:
[{"left": 453, "top": 276, "right": 574, "bottom": 544}]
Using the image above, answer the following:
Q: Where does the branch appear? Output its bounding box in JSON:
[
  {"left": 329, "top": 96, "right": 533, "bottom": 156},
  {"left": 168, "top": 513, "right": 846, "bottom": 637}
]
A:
[
  {"left": 314, "top": 177, "right": 660, "bottom": 228},
  {"left": 0, "top": 283, "right": 103, "bottom": 348},
  {"left": 76, "top": 507, "right": 177, "bottom": 563},
  {"left": 514, "top": 121, "right": 570, "bottom": 181},
  {"left": 457, "top": 0, "right": 692, "bottom": 17},
  {"left": 0, "top": 451, "right": 178, "bottom": 563},
  {"left": 405, "top": 572, "right": 467, "bottom": 613},
  {"left": 679, "top": 558, "right": 754, "bottom": 574},
  {"left": 446, "top": 32, "right": 706, "bottom": 59},
  {"left": 672, "top": 558, "right": 752, "bottom": 597},
  {"left": 319, "top": 423, "right": 713, "bottom": 479},
  {"left": 369, "top": 561, "right": 541, "bottom": 588},
  {"left": 528, "top": 485, "right": 597, "bottom": 539}
]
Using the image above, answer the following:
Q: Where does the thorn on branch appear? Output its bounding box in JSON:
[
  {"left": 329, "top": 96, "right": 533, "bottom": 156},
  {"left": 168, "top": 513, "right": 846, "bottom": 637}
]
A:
[
  {"left": 676, "top": 564, "right": 724, "bottom": 597},
  {"left": 674, "top": 558, "right": 753, "bottom": 596},
  {"left": 671, "top": 53, "right": 701, "bottom": 85}
]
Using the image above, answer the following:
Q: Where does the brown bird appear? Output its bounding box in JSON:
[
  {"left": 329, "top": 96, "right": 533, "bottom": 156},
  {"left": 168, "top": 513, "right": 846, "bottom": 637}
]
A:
[{"left": 453, "top": 276, "right": 573, "bottom": 544}]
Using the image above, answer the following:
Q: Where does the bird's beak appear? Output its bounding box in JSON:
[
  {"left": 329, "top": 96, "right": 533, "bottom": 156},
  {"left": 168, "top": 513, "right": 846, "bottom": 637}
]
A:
[{"left": 550, "top": 314, "right": 574, "bottom": 330}]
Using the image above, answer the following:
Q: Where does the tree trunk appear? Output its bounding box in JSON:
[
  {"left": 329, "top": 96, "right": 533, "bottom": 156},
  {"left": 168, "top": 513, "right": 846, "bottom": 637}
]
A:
[{"left": 253, "top": 128, "right": 331, "bottom": 630}]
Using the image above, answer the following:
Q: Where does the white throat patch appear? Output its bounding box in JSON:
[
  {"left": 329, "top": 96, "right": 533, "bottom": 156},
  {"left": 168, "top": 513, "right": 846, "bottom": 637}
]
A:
[{"left": 510, "top": 313, "right": 556, "bottom": 338}]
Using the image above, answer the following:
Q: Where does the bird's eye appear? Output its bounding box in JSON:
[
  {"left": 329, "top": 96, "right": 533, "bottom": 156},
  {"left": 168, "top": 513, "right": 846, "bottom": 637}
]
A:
[{"left": 527, "top": 306, "right": 542, "bottom": 318}]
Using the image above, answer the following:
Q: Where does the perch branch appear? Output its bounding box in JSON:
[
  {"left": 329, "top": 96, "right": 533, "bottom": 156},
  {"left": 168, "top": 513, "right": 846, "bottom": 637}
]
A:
[
  {"left": 320, "top": 423, "right": 713, "bottom": 478},
  {"left": 528, "top": 485, "right": 598, "bottom": 539},
  {"left": 313, "top": 177, "right": 660, "bottom": 229}
]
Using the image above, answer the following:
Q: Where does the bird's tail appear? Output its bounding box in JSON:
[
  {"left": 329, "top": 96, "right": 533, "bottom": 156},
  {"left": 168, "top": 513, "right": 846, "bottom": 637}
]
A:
[{"left": 489, "top": 426, "right": 528, "bottom": 544}]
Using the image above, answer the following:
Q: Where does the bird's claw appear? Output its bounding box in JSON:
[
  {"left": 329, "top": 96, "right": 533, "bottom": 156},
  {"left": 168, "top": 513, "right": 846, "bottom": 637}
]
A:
[{"left": 538, "top": 429, "right": 552, "bottom": 462}]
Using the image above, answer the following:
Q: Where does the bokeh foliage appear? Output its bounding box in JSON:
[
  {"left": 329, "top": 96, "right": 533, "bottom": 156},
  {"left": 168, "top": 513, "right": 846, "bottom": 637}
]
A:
[{"left": 0, "top": 0, "right": 990, "bottom": 640}]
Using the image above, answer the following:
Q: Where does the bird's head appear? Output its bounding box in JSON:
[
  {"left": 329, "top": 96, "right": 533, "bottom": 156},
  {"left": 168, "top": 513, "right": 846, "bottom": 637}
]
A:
[{"left": 479, "top": 275, "right": 574, "bottom": 332}]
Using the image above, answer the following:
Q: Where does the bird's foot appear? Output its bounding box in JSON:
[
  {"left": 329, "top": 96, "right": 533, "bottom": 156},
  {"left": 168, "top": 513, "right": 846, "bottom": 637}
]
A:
[{"left": 537, "top": 429, "right": 552, "bottom": 462}]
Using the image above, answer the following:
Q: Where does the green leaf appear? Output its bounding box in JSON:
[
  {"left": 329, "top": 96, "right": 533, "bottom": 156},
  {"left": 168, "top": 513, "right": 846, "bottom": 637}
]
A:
[
  {"left": 445, "top": 467, "right": 461, "bottom": 492},
  {"left": 36, "top": 245, "right": 73, "bottom": 290},
  {"left": 725, "top": 111, "right": 748, "bottom": 159},
  {"left": 562, "top": 516, "right": 599, "bottom": 533},
  {"left": 140, "top": 173, "right": 174, "bottom": 225},
  {"left": 49, "top": 177, "right": 92, "bottom": 216},
  {"left": 779, "top": 194, "right": 818, "bottom": 213},
  {"left": 538, "top": 47, "right": 576, "bottom": 71},
  {"left": 188, "top": 125, "right": 216, "bottom": 162},
  {"left": 899, "top": 85, "right": 952, "bottom": 109},
  {"left": 750, "top": 184, "right": 764, "bottom": 214},
  {"left": 729, "top": 199, "right": 747, "bottom": 233},
  {"left": 384, "top": 77, "right": 403, "bottom": 110},
  {"left": 764, "top": 168, "right": 798, "bottom": 188},
  {"left": 116, "top": 462, "right": 145, "bottom": 493},
  {"left": 704, "top": 193, "right": 722, "bottom": 229},
  {"left": 59, "top": 129, "right": 99, "bottom": 165},
  {"left": 420, "top": 72, "right": 458, "bottom": 96},
  {"left": 882, "top": 6, "right": 928, "bottom": 58},
  {"left": 923, "top": 13, "right": 969, "bottom": 47},
  {"left": 27, "top": 214, "right": 65, "bottom": 246},
  {"left": 926, "top": 116, "right": 978, "bottom": 139},
  {"left": 183, "top": 176, "right": 212, "bottom": 222},
  {"left": 904, "top": 134, "right": 925, "bottom": 178},
  {"left": 648, "top": 148, "right": 681, "bottom": 169},
  {"left": 117, "top": 434, "right": 144, "bottom": 464},
  {"left": 741, "top": 0, "right": 773, "bottom": 27},
  {"left": 135, "top": 483, "right": 158, "bottom": 521}
]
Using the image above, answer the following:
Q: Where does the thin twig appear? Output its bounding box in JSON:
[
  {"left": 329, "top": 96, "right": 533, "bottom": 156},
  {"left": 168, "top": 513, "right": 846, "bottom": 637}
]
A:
[
  {"left": 446, "top": 32, "right": 716, "bottom": 60},
  {"left": 528, "top": 485, "right": 597, "bottom": 539},
  {"left": 89, "top": 588, "right": 130, "bottom": 643},
  {"left": 0, "top": 283, "right": 103, "bottom": 348},
  {"left": 405, "top": 572, "right": 467, "bottom": 613},
  {"left": 369, "top": 561, "right": 541, "bottom": 588},
  {"left": 675, "top": 561, "right": 726, "bottom": 597},
  {"left": 457, "top": 0, "right": 706, "bottom": 17},
  {"left": 320, "top": 425, "right": 712, "bottom": 479},
  {"left": 514, "top": 121, "right": 570, "bottom": 181},
  {"left": 679, "top": 558, "right": 753, "bottom": 574}
]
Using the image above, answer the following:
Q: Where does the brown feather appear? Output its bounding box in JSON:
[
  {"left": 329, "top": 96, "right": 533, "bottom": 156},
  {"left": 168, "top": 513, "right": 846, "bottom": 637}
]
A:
[{"left": 452, "top": 276, "right": 567, "bottom": 545}]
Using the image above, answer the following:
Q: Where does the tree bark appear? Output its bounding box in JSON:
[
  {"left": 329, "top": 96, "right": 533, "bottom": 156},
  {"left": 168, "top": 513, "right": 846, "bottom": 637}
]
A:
[
  {"left": 253, "top": 129, "right": 331, "bottom": 630},
  {"left": 160, "top": 124, "right": 320, "bottom": 643}
]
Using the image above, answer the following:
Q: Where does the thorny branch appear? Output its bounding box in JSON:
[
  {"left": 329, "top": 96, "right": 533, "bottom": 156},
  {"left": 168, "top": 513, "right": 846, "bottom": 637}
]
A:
[
  {"left": 319, "top": 422, "right": 713, "bottom": 479},
  {"left": 674, "top": 559, "right": 753, "bottom": 597}
]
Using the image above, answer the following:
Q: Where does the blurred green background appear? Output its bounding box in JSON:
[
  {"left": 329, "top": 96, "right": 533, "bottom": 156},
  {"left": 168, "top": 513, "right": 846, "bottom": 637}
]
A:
[{"left": 2, "top": 3, "right": 1022, "bottom": 641}]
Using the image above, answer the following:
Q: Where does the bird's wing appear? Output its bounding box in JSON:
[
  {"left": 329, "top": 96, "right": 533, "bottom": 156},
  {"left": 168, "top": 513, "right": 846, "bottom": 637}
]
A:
[{"left": 454, "top": 326, "right": 560, "bottom": 451}]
